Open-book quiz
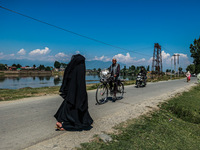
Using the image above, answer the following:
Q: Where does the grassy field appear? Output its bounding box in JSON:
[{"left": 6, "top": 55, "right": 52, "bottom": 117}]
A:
[
  {"left": 0, "top": 75, "right": 185, "bottom": 101},
  {"left": 79, "top": 85, "right": 200, "bottom": 150}
]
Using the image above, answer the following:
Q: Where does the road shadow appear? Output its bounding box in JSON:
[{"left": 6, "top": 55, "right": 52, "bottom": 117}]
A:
[
  {"left": 96, "top": 96, "right": 124, "bottom": 105},
  {"left": 135, "top": 85, "right": 146, "bottom": 88}
]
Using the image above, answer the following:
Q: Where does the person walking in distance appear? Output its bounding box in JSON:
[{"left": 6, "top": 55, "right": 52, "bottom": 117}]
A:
[{"left": 186, "top": 71, "right": 191, "bottom": 82}]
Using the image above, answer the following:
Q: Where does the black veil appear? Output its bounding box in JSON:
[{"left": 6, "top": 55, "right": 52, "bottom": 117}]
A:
[{"left": 54, "top": 54, "right": 93, "bottom": 130}]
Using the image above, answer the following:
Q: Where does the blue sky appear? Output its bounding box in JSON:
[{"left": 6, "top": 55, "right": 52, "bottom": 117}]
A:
[{"left": 0, "top": 0, "right": 200, "bottom": 70}]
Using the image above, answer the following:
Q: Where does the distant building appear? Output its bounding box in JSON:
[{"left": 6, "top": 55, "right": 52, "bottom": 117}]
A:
[{"left": 8, "top": 66, "right": 17, "bottom": 71}]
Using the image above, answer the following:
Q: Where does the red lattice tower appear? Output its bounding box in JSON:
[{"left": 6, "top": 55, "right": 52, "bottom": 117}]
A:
[{"left": 152, "top": 43, "right": 162, "bottom": 74}]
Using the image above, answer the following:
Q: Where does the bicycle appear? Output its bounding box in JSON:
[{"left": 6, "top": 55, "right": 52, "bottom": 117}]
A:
[{"left": 96, "top": 69, "right": 124, "bottom": 105}]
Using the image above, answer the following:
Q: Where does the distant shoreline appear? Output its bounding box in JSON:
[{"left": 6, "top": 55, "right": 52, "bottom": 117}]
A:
[{"left": 0, "top": 70, "right": 52, "bottom": 76}]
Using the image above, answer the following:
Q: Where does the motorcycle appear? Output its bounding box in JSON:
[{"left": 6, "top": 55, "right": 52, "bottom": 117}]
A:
[{"left": 136, "top": 73, "right": 146, "bottom": 88}]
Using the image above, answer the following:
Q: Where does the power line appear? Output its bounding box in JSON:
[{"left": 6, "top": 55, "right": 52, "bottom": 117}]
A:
[
  {"left": 0, "top": 5, "right": 152, "bottom": 57},
  {"left": 162, "top": 46, "right": 175, "bottom": 55}
]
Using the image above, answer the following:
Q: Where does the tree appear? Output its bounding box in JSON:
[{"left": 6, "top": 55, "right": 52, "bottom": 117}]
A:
[
  {"left": 178, "top": 67, "right": 183, "bottom": 73},
  {"left": 0, "top": 64, "right": 6, "bottom": 70},
  {"left": 190, "top": 37, "right": 200, "bottom": 73},
  {"left": 186, "top": 64, "right": 195, "bottom": 74},
  {"left": 45, "top": 66, "right": 51, "bottom": 71},
  {"left": 16, "top": 64, "right": 22, "bottom": 69},
  {"left": 97, "top": 68, "right": 101, "bottom": 73},
  {"left": 38, "top": 65, "right": 45, "bottom": 71},
  {"left": 33, "top": 64, "right": 36, "bottom": 69},
  {"left": 61, "top": 63, "right": 67, "bottom": 68},
  {"left": 54, "top": 61, "right": 61, "bottom": 69},
  {"left": 12, "top": 64, "right": 17, "bottom": 67},
  {"left": 129, "top": 65, "right": 135, "bottom": 71},
  {"left": 166, "top": 69, "right": 171, "bottom": 72}
]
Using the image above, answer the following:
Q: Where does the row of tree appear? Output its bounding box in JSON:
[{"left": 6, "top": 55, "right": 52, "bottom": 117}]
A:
[
  {"left": 184, "top": 37, "right": 200, "bottom": 74},
  {"left": 0, "top": 63, "right": 52, "bottom": 71},
  {"left": 120, "top": 65, "right": 150, "bottom": 76},
  {"left": 54, "top": 61, "right": 67, "bottom": 69},
  {"left": 166, "top": 67, "right": 183, "bottom": 73}
]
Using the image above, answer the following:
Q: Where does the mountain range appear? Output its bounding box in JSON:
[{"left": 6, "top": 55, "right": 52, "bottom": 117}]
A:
[{"left": 0, "top": 59, "right": 126, "bottom": 69}]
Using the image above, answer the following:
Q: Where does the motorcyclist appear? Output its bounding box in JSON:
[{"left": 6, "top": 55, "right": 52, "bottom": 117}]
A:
[
  {"left": 139, "top": 67, "right": 147, "bottom": 85},
  {"left": 108, "top": 58, "right": 120, "bottom": 101}
]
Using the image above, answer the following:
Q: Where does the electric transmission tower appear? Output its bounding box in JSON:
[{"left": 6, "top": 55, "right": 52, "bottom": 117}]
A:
[{"left": 152, "top": 43, "right": 162, "bottom": 74}]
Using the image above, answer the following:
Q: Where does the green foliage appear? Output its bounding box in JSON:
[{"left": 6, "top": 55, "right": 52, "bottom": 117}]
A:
[
  {"left": 0, "top": 64, "right": 6, "bottom": 70},
  {"left": 97, "top": 68, "right": 101, "bottom": 73},
  {"left": 163, "top": 85, "right": 200, "bottom": 124},
  {"left": 186, "top": 64, "right": 195, "bottom": 74},
  {"left": 166, "top": 69, "right": 171, "bottom": 72},
  {"left": 61, "top": 63, "right": 67, "bottom": 68},
  {"left": 38, "top": 64, "right": 45, "bottom": 70},
  {"left": 178, "top": 67, "right": 182, "bottom": 72},
  {"left": 54, "top": 61, "right": 61, "bottom": 69},
  {"left": 16, "top": 64, "right": 22, "bottom": 69},
  {"left": 12, "top": 64, "right": 17, "bottom": 67},
  {"left": 0, "top": 86, "right": 60, "bottom": 101},
  {"left": 190, "top": 37, "right": 200, "bottom": 73},
  {"left": 129, "top": 65, "right": 135, "bottom": 71},
  {"left": 45, "top": 66, "right": 51, "bottom": 71}
]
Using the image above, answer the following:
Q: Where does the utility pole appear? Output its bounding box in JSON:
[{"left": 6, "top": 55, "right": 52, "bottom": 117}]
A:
[
  {"left": 177, "top": 54, "right": 180, "bottom": 77},
  {"left": 171, "top": 57, "right": 173, "bottom": 79},
  {"left": 152, "top": 43, "right": 162, "bottom": 75},
  {"left": 173, "top": 54, "right": 176, "bottom": 77}
]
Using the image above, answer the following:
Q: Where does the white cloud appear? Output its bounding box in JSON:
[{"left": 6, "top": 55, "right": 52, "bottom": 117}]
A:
[
  {"left": 93, "top": 55, "right": 110, "bottom": 62},
  {"left": 55, "top": 52, "right": 68, "bottom": 58},
  {"left": 113, "top": 53, "right": 145, "bottom": 65},
  {"left": 91, "top": 53, "right": 146, "bottom": 66},
  {"left": 29, "top": 47, "right": 50, "bottom": 56},
  {"left": 54, "top": 52, "right": 70, "bottom": 62},
  {"left": 76, "top": 51, "right": 80, "bottom": 54},
  {"left": 162, "top": 51, "right": 170, "bottom": 60},
  {"left": 17, "top": 49, "right": 26, "bottom": 55}
]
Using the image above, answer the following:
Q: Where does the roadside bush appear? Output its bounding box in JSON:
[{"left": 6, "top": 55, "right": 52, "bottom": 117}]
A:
[{"left": 162, "top": 85, "right": 200, "bottom": 124}]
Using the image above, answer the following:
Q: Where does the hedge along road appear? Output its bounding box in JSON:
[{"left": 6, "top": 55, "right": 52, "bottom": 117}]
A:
[{"left": 0, "top": 77, "right": 197, "bottom": 150}]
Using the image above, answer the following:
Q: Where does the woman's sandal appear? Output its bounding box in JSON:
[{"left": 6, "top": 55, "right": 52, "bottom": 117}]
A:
[{"left": 55, "top": 122, "right": 65, "bottom": 131}]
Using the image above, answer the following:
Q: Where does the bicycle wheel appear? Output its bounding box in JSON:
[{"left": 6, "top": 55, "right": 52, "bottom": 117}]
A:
[
  {"left": 116, "top": 82, "right": 124, "bottom": 99},
  {"left": 96, "top": 84, "right": 108, "bottom": 104}
]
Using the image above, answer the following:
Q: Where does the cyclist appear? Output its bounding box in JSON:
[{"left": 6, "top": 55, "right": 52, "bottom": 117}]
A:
[{"left": 108, "top": 58, "right": 120, "bottom": 101}]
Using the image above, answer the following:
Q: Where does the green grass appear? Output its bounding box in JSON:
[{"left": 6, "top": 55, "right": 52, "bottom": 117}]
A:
[
  {"left": 0, "top": 83, "right": 101, "bottom": 101},
  {"left": 0, "top": 86, "right": 60, "bottom": 101},
  {"left": 79, "top": 85, "right": 200, "bottom": 150}
]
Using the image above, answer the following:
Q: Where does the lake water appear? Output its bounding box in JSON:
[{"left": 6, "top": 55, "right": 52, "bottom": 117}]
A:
[{"left": 0, "top": 75, "right": 136, "bottom": 89}]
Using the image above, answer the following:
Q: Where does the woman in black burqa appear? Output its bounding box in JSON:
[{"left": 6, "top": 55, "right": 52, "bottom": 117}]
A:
[{"left": 54, "top": 54, "right": 93, "bottom": 131}]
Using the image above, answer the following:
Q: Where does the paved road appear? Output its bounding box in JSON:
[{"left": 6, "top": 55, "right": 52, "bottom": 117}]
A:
[{"left": 0, "top": 77, "right": 196, "bottom": 150}]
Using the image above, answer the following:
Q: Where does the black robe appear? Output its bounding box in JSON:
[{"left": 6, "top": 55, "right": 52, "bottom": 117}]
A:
[{"left": 54, "top": 54, "right": 93, "bottom": 130}]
